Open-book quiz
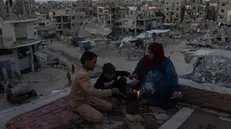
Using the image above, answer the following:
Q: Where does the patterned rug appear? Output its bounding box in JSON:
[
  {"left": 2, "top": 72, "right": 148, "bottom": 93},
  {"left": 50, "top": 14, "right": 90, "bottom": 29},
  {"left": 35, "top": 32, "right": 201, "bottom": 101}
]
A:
[{"left": 5, "top": 96, "right": 83, "bottom": 129}]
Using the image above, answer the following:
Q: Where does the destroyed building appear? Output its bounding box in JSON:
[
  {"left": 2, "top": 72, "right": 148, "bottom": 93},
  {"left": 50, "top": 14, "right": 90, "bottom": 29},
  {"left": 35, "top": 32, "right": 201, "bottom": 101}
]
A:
[
  {"left": 164, "top": 0, "right": 184, "bottom": 23},
  {"left": 113, "top": 5, "right": 165, "bottom": 37},
  {"left": 217, "top": 0, "right": 231, "bottom": 23},
  {"left": 52, "top": 9, "right": 86, "bottom": 36},
  {"left": 204, "top": 0, "right": 218, "bottom": 21},
  {"left": 38, "top": 19, "right": 56, "bottom": 38},
  {"left": 76, "top": 0, "right": 93, "bottom": 5},
  {"left": 187, "top": 23, "right": 231, "bottom": 48},
  {"left": 97, "top": 6, "right": 112, "bottom": 26},
  {"left": 0, "top": 18, "right": 42, "bottom": 81},
  {"left": 71, "top": 11, "right": 86, "bottom": 34},
  {"left": 12, "top": 0, "right": 35, "bottom": 17},
  {"left": 183, "top": 0, "right": 207, "bottom": 23}
]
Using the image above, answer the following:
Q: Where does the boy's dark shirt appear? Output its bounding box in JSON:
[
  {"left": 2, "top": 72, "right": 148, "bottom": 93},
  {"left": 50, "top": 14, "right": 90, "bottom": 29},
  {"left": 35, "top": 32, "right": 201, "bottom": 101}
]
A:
[{"left": 94, "top": 71, "right": 130, "bottom": 89}]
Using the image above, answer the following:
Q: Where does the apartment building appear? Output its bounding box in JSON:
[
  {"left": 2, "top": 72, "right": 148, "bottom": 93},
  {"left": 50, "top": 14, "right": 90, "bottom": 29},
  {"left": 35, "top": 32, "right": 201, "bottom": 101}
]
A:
[
  {"left": 217, "top": 0, "right": 231, "bottom": 22},
  {"left": 184, "top": 0, "right": 207, "bottom": 23},
  {"left": 164, "top": 0, "right": 184, "bottom": 23}
]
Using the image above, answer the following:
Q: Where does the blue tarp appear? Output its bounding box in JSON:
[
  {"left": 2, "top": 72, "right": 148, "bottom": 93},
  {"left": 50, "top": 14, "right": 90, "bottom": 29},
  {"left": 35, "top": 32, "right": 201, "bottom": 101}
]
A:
[{"left": 79, "top": 40, "right": 91, "bottom": 49}]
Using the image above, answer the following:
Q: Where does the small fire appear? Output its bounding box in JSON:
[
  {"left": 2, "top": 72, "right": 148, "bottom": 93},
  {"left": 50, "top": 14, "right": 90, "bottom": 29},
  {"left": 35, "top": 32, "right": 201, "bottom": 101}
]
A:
[{"left": 133, "top": 90, "right": 140, "bottom": 98}]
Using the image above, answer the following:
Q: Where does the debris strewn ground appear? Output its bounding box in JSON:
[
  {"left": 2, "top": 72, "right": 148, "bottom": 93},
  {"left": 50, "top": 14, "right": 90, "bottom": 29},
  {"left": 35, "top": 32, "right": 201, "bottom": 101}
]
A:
[
  {"left": 181, "top": 49, "right": 231, "bottom": 88},
  {"left": 49, "top": 39, "right": 192, "bottom": 75},
  {"left": 184, "top": 55, "right": 231, "bottom": 87},
  {"left": 0, "top": 57, "right": 72, "bottom": 112}
]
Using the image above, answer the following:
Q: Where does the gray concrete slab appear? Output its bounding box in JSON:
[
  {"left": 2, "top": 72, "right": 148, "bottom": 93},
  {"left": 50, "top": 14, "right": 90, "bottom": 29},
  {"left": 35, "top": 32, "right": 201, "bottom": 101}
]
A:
[
  {"left": 158, "top": 107, "right": 194, "bottom": 129},
  {"left": 179, "top": 110, "right": 231, "bottom": 129}
]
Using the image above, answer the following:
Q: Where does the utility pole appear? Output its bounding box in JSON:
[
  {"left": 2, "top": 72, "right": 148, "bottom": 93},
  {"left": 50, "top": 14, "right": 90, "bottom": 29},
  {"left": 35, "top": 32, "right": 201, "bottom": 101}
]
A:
[
  {"left": 0, "top": 0, "right": 5, "bottom": 19},
  {"left": 121, "top": 9, "right": 125, "bottom": 37},
  {"left": 144, "top": 19, "right": 147, "bottom": 55},
  {"left": 22, "top": 0, "right": 27, "bottom": 16},
  {"left": 134, "top": 9, "right": 137, "bottom": 36},
  {"left": 122, "top": 25, "right": 124, "bottom": 37},
  {"left": 7, "top": 0, "right": 13, "bottom": 18},
  {"left": 143, "top": 5, "right": 149, "bottom": 55},
  {"left": 28, "top": 0, "right": 32, "bottom": 16}
]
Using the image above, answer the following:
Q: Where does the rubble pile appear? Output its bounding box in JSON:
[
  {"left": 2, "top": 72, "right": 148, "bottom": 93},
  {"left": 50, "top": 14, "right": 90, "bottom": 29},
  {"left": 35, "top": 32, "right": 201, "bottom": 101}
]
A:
[
  {"left": 187, "top": 26, "right": 231, "bottom": 49},
  {"left": 47, "top": 56, "right": 68, "bottom": 70},
  {"left": 6, "top": 85, "right": 39, "bottom": 104},
  {"left": 183, "top": 55, "right": 231, "bottom": 87},
  {"left": 127, "top": 48, "right": 143, "bottom": 61},
  {"left": 187, "top": 38, "right": 230, "bottom": 49},
  {"left": 187, "top": 39, "right": 214, "bottom": 49}
]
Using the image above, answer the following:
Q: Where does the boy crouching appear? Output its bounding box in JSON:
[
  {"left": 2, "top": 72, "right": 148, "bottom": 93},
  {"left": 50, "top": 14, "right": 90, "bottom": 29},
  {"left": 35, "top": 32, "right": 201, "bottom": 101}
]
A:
[{"left": 70, "top": 51, "right": 120, "bottom": 123}]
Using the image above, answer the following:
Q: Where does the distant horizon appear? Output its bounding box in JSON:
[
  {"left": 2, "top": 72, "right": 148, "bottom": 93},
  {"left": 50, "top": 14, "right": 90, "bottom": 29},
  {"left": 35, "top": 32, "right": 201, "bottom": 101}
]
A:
[
  {"left": 35, "top": 0, "right": 77, "bottom": 1},
  {"left": 3, "top": 0, "right": 77, "bottom": 2}
]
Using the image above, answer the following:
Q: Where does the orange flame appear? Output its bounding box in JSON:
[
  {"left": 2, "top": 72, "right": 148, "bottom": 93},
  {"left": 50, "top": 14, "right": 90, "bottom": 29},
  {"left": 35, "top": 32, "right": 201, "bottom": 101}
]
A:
[{"left": 133, "top": 90, "right": 140, "bottom": 98}]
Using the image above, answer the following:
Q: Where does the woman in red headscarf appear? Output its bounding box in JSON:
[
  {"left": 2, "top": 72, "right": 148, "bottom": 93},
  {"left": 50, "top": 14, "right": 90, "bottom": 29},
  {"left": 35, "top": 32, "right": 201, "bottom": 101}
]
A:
[{"left": 130, "top": 43, "right": 182, "bottom": 109}]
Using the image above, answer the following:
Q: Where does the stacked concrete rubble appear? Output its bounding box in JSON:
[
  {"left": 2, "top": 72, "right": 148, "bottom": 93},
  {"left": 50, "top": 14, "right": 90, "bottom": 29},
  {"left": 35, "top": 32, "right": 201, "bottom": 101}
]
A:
[
  {"left": 182, "top": 54, "right": 231, "bottom": 87},
  {"left": 187, "top": 25, "right": 231, "bottom": 49}
]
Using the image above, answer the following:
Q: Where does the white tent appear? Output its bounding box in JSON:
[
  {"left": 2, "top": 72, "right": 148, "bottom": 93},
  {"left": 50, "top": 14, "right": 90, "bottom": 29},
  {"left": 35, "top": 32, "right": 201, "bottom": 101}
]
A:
[
  {"left": 136, "top": 32, "right": 152, "bottom": 39},
  {"left": 136, "top": 29, "right": 170, "bottom": 39},
  {"left": 119, "top": 36, "right": 137, "bottom": 48},
  {"left": 146, "top": 29, "right": 170, "bottom": 34}
]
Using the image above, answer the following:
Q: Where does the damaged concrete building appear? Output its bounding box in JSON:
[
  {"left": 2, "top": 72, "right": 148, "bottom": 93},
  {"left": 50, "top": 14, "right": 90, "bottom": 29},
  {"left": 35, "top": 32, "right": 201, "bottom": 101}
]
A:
[
  {"left": 183, "top": 0, "right": 207, "bottom": 23},
  {"left": 187, "top": 22, "right": 231, "bottom": 48},
  {"left": 204, "top": 0, "right": 218, "bottom": 21},
  {"left": 164, "top": 0, "right": 184, "bottom": 23},
  {"left": 38, "top": 19, "right": 56, "bottom": 39},
  {"left": 76, "top": 0, "right": 93, "bottom": 5},
  {"left": 97, "top": 6, "right": 112, "bottom": 26},
  {"left": 0, "top": 18, "right": 42, "bottom": 81},
  {"left": 113, "top": 5, "right": 164, "bottom": 37},
  {"left": 217, "top": 0, "right": 231, "bottom": 22},
  {"left": 52, "top": 9, "right": 86, "bottom": 36}
]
